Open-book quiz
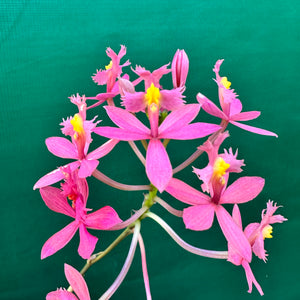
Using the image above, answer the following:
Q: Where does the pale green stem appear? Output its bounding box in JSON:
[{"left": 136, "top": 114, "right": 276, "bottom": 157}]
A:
[
  {"left": 99, "top": 221, "right": 141, "bottom": 300},
  {"left": 154, "top": 196, "right": 183, "bottom": 217},
  {"left": 146, "top": 212, "right": 228, "bottom": 259},
  {"left": 93, "top": 169, "right": 150, "bottom": 191},
  {"left": 128, "top": 141, "right": 146, "bottom": 165}
]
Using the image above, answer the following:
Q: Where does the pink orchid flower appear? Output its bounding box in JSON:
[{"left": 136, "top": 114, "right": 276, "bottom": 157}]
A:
[
  {"left": 46, "top": 264, "right": 90, "bottom": 300},
  {"left": 196, "top": 59, "right": 277, "bottom": 137},
  {"left": 171, "top": 49, "right": 189, "bottom": 88},
  {"left": 33, "top": 97, "right": 118, "bottom": 189},
  {"left": 244, "top": 200, "right": 287, "bottom": 262},
  {"left": 92, "top": 45, "right": 130, "bottom": 92},
  {"left": 193, "top": 131, "right": 245, "bottom": 194},
  {"left": 228, "top": 205, "right": 264, "bottom": 295},
  {"left": 122, "top": 63, "right": 185, "bottom": 113},
  {"left": 166, "top": 170, "right": 265, "bottom": 262},
  {"left": 94, "top": 104, "right": 221, "bottom": 192},
  {"left": 40, "top": 169, "right": 122, "bottom": 259}
]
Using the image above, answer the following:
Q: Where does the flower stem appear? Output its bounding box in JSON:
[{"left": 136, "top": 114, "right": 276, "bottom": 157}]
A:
[
  {"left": 154, "top": 196, "right": 183, "bottom": 217},
  {"left": 146, "top": 212, "right": 228, "bottom": 259},
  {"left": 93, "top": 169, "right": 151, "bottom": 191},
  {"left": 173, "top": 120, "right": 228, "bottom": 174},
  {"left": 138, "top": 233, "right": 152, "bottom": 300},
  {"left": 99, "top": 221, "right": 141, "bottom": 300},
  {"left": 128, "top": 141, "right": 146, "bottom": 165},
  {"left": 67, "top": 227, "right": 132, "bottom": 292}
]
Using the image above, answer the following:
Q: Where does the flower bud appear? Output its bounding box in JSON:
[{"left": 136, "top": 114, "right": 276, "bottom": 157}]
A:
[
  {"left": 118, "top": 76, "right": 135, "bottom": 96},
  {"left": 171, "top": 49, "right": 189, "bottom": 88}
]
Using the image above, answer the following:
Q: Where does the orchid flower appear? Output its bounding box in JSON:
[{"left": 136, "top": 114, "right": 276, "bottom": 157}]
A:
[
  {"left": 40, "top": 169, "right": 122, "bottom": 259},
  {"left": 166, "top": 159, "right": 265, "bottom": 262},
  {"left": 33, "top": 96, "right": 118, "bottom": 189},
  {"left": 46, "top": 264, "right": 90, "bottom": 300},
  {"left": 244, "top": 200, "right": 287, "bottom": 262},
  {"left": 94, "top": 104, "right": 221, "bottom": 192},
  {"left": 193, "top": 131, "right": 245, "bottom": 193},
  {"left": 196, "top": 59, "right": 277, "bottom": 137},
  {"left": 122, "top": 64, "right": 185, "bottom": 113},
  {"left": 92, "top": 45, "right": 130, "bottom": 92}
]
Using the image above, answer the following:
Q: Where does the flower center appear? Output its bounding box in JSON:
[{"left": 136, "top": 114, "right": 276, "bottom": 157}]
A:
[
  {"left": 145, "top": 83, "right": 160, "bottom": 111},
  {"left": 105, "top": 60, "right": 113, "bottom": 70},
  {"left": 213, "top": 157, "right": 230, "bottom": 185},
  {"left": 70, "top": 114, "right": 84, "bottom": 138},
  {"left": 262, "top": 225, "right": 273, "bottom": 239},
  {"left": 220, "top": 77, "right": 231, "bottom": 89}
]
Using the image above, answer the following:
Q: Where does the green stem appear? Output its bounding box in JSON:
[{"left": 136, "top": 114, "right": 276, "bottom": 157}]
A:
[{"left": 67, "top": 227, "right": 132, "bottom": 292}]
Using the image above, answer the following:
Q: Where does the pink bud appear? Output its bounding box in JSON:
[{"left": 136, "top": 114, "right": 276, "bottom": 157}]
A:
[
  {"left": 171, "top": 49, "right": 189, "bottom": 88},
  {"left": 118, "top": 77, "right": 135, "bottom": 96}
]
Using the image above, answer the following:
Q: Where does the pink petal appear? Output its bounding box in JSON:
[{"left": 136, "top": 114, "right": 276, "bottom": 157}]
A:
[
  {"left": 230, "top": 121, "right": 278, "bottom": 137},
  {"left": 92, "top": 69, "right": 108, "bottom": 85},
  {"left": 229, "top": 98, "right": 243, "bottom": 116},
  {"left": 33, "top": 161, "right": 81, "bottom": 189},
  {"left": 183, "top": 204, "right": 215, "bottom": 231},
  {"left": 232, "top": 204, "right": 242, "bottom": 229},
  {"left": 241, "top": 260, "right": 264, "bottom": 296},
  {"left": 85, "top": 206, "right": 122, "bottom": 230},
  {"left": 46, "top": 137, "right": 78, "bottom": 159},
  {"left": 215, "top": 205, "right": 252, "bottom": 262},
  {"left": 94, "top": 127, "right": 150, "bottom": 141},
  {"left": 146, "top": 139, "right": 172, "bottom": 193},
  {"left": 46, "top": 289, "right": 78, "bottom": 300},
  {"left": 158, "top": 104, "right": 200, "bottom": 134},
  {"left": 244, "top": 222, "right": 260, "bottom": 240},
  {"left": 196, "top": 93, "right": 227, "bottom": 119},
  {"left": 121, "top": 91, "right": 146, "bottom": 112},
  {"left": 160, "top": 122, "right": 221, "bottom": 140},
  {"left": 76, "top": 177, "right": 89, "bottom": 206},
  {"left": 252, "top": 232, "right": 267, "bottom": 261},
  {"left": 78, "top": 224, "right": 98, "bottom": 259},
  {"left": 230, "top": 111, "right": 261, "bottom": 121},
  {"left": 41, "top": 221, "right": 79, "bottom": 259},
  {"left": 40, "top": 186, "right": 75, "bottom": 218},
  {"left": 104, "top": 106, "right": 150, "bottom": 134},
  {"left": 78, "top": 159, "right": 99, "bottom": 178},
  {"left": 220, "top": 176, "right": 265, "bottom": 204},
  {"left": 64, "top": 264, "right": 91, "bottom": 300},
  {"left": 87, "top": 139, "right": 119, "bottom": 160},
  {"left": 159, "top": 88, "right": 186, "bottom": 111},
  {"left": 165, "top": 178, "right": 210, "bottom": 205}
]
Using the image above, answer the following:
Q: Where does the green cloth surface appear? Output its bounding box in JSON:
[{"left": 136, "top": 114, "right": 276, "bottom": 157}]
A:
[{"left": 0, "top": 0, "right": 299, "bottom": 299}]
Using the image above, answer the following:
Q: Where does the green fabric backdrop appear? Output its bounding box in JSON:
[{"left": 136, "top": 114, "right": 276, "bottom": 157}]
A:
[{"left": 1, "top": 0, "right": 299, "bottom": 299}]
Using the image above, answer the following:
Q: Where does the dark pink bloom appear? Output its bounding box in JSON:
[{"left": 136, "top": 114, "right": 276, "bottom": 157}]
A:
[
  {"left": 122, "top": 63, "right": 185, "bottom": 113},
  {"left": 171, "top": 49, "right": 189, "bottom": 88},
  {"left": 244, "top": 200, "right": 287, "bottom": 262},
  {"left": 166, "top": 174, "right": 265, "bottom": 262},
  {"left": 193, "top": 131, "right": 245, "bottom": 193},
  {"left": 197, "top": 59, "right": 277, "bottom": 137},
  {"left": 92, "top": 45, "right": 130, "bottom": 92},
  {"left": 94, "top": 104, "right": 221, "bottom": 192},
  {"left": 40, "top": 169, "right": 122, "bottom": 259},
  {"left": 46, "top": 264, "right": 90, "bottom": 300},
  {"left": 228, "top": 202, "right": 286, "bottom": 295},
  {"left": 33, "top": 99, "right": 118, "bottom": 189}
]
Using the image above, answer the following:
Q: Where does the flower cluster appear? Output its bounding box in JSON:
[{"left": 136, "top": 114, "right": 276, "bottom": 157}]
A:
[{"left": 34, "top": 46, "right": 286, "bottom": 299}]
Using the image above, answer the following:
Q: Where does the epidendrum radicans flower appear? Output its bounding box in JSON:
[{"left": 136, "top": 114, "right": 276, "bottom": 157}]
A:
[
  {"left": 197, "top": 59, "right": 277, "bottom": 137},
  {"left": 228, "top": 202, "right": 287, "bottom": 295},
  {"left": 94, "top": 104, "right": 221, "bottom": 192},
  {"left": 166, "top": 133, "right": 265, "bottom": 262},
  {"left": 33, "top": 95, "right": 118, "bottom": 189},
  {"left": 46, "top": 264, "right": 90, "bottom": 300},
  {"left": 40, "top": 168, "right": 121, "bottom": 259}
]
